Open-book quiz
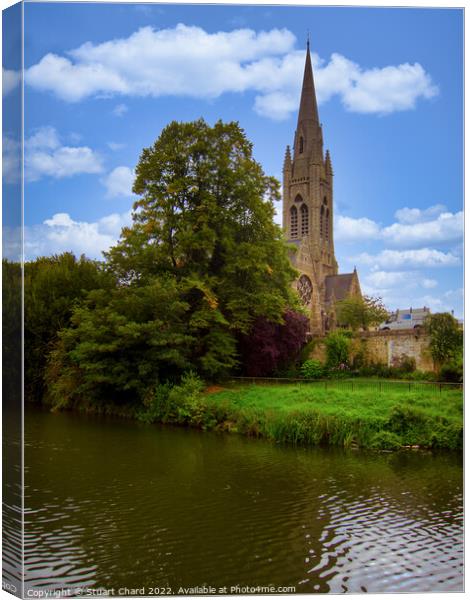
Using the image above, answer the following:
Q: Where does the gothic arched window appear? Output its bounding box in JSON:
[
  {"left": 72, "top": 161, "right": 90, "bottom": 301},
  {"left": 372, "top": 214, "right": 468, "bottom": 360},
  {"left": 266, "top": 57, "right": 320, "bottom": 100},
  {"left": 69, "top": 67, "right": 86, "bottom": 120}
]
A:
[
  {"left": 326, "top": 208, "right": 330, "bottom": 241},
  {"left": 320, "top": 205, "right": 325, "bottom": 238},
  {"left": 295, "top": 194, "right": 303, "bottom": 203},
  {"left": 300, "top": 204, "right": 309, "bottom": 236},
  {"left": 299, "top": 136, "right": 304, "bottom": 154},
  {"left": 290, "top": 205, "right": 298, "bottom": 238},
  {"left": 297, "top": 274, "right": 313, "bottom": 305}
]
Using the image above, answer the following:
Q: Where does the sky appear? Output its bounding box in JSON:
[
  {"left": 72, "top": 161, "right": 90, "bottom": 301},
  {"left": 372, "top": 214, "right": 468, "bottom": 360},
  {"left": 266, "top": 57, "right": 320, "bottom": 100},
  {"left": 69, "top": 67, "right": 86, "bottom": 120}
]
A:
[{"left": 2, "top": 1, "right": 464, "bottom": 316}]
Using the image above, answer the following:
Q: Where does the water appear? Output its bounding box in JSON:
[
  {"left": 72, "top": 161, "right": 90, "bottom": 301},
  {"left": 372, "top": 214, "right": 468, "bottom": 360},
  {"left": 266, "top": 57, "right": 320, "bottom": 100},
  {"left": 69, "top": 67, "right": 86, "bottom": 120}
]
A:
[{"left": 22, "top": 408, "right": 463, "bottom": 594}]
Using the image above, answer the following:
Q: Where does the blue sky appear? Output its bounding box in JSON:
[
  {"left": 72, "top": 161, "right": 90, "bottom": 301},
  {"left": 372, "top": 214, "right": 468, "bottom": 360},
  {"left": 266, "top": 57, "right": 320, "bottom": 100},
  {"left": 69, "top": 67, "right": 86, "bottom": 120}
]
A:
[{"left": 2, "top": 2, "right": 464, "bottom": 316}]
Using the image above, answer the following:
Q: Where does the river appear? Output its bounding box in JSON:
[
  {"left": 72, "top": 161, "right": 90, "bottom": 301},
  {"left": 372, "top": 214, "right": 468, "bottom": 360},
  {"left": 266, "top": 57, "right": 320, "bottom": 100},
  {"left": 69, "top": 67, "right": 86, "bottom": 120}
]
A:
[{"left": 21, "top": 407, "right": 462, "bottom": 594}]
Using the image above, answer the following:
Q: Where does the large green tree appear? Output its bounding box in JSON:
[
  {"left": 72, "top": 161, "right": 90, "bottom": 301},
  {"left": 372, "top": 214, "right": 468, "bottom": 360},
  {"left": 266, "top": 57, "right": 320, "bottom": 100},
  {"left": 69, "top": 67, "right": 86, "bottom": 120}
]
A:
[
  {"left": 47, "top": 120, "right": 299, "bottom": 406},
  {"left": 106, "top": 119, "right": 297, "bottom": 330}
]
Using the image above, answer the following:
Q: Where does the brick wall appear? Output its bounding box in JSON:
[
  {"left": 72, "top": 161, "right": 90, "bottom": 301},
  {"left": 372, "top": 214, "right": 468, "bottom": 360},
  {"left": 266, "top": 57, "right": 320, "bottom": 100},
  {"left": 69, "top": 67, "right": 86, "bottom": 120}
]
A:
[{"left": 310, "top": 329, "right": 434, "bottom": 372}]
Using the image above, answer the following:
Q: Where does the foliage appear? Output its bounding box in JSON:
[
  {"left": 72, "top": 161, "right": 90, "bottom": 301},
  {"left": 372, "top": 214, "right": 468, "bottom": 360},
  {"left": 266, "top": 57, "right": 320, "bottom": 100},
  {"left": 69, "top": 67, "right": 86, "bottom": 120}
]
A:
[
  {"left": 45, "top": 120, "right": 300, "bottom": 407},
  {"left": 369, "top": 431, "right": 402, "bottom": 451},
  {"left": 138, "top": 373, "right": 210, "bottom": 428},
  {"left": 424, "top": 312, "right": 463, "bottom": 367},
  {"left": 439, "top": 356, "right": 463, "bottom": 383},
  {"left": 238, "top": 310, "right": 309, "bottom": 377},
  {"left": 407, "top": 370, "right": 436, "bottom": 382},
  {"left": 105, "top": 119, "right": 298, "bottom": 332},
  {"left": 301, "top": 359, "right": 325, "bottom": 379},
  {"left": 24, "top": 253, "right": 115, "bottom": 402},
  {"left": 167, "top": 372, "right": 207, "bottom": 426},
  {"left": 179, "top": 383, "right": 462, "bottom": 450},
  {"left": 336, "top": 295, "right": 389, "bottom": 331},
  {"left": 45, "top": 277, "right": 197, "bottom": 410},
  {"left": 2, "top": 260, "right": 22, "bottom": 402},
  {"left": 324, "top": 330, "right": 351, "bottom": 369},
  {"left": 137, "top": 382, "right": 174, "bottom": 424},
  {"left": 348, "top": 337, "right": 368, "bottom": 369}
]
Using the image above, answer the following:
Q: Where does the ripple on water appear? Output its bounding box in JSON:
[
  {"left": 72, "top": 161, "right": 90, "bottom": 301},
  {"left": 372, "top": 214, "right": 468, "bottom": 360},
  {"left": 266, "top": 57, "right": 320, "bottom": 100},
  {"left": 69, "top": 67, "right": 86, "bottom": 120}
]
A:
[{"left": 23, "top": 410, "right": 463, "bottom": 593}]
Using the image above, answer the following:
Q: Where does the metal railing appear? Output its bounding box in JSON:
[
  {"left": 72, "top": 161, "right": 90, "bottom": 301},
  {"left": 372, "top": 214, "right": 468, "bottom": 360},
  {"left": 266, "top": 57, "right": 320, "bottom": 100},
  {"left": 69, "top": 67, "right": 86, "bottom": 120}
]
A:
[{"left": 227, "top": 376, "right": 463, "bottom": 394}]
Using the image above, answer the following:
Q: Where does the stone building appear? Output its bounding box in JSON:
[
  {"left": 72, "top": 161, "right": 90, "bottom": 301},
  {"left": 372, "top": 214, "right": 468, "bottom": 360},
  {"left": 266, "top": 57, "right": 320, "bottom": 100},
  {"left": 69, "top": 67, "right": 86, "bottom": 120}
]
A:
[{"left": 283, "top": 41, "right": 361, "bottom": 334}]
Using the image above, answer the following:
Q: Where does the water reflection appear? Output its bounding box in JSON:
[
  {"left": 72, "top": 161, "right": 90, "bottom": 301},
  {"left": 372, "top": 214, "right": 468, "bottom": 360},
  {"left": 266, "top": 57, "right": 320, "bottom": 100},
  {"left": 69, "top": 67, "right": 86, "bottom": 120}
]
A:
[{"left": 25, "top": 409, "right": 463, "bottom": 593}]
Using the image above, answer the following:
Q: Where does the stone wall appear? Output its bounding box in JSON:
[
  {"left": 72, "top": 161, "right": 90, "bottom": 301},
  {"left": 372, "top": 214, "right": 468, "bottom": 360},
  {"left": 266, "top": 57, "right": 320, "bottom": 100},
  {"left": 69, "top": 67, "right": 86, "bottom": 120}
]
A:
[{"left": 310, "top": 329, "right": 434, "bottom": 372}]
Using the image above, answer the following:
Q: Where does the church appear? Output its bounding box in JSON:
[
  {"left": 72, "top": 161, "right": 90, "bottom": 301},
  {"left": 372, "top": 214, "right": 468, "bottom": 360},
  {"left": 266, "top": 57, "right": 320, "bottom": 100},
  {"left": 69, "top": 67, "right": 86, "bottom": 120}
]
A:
[{"left": 283, "top": 41, "right": 362, "bottom": 335}]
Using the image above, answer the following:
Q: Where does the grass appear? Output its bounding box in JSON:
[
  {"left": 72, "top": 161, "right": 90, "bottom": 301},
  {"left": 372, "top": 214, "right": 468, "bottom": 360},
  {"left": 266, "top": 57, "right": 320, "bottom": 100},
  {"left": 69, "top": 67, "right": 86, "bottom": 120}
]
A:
[{"left": 174, "top": 382, "right": 463, "bottom": 451}]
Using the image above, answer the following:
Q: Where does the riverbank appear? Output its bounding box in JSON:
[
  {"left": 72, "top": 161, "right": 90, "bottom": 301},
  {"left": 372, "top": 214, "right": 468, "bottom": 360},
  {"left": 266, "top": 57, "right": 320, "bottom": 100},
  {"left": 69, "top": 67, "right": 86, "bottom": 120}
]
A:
[{"left": 138, "top": 379, "right": 463, "bottom": 451}]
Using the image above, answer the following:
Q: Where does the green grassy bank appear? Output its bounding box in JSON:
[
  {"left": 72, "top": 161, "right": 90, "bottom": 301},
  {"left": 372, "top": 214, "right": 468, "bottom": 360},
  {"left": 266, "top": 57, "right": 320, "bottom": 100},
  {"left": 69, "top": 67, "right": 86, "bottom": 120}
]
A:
[{"left": 138, "top": 378, "right": 463, "bottom": 451}]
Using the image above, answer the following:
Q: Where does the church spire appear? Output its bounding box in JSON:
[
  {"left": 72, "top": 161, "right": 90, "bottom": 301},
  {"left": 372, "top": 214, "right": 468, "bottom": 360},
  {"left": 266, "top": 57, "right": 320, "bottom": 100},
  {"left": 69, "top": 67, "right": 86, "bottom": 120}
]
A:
[
  {"left": 297, "top": 39, "right": 320, "bottom": 129},
  {"left": 293, "top": 39, "right": 323, "bottom": 165}
]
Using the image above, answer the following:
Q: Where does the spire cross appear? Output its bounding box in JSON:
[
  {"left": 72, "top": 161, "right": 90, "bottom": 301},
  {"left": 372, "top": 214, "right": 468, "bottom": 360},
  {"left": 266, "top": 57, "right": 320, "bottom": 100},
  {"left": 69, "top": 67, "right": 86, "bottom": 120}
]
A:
[{"left": 307, "top": 30, "right": 310, "bottom": 49}]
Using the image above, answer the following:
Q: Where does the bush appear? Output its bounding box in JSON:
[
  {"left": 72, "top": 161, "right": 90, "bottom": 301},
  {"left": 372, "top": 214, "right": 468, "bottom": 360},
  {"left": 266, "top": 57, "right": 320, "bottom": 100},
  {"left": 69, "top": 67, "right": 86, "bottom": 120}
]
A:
[
  {"left": 238, "top": 310, "right": 309, "bottom": 377},
  {"left": 407, "top": 370, "right": 436, "bottom": 382},
  {"left": 439, "top": 358, "right": 463, "bottom": 383},
  {"left": 370, "top": 431, "right": 402, "bottom": 450},
  {"left": 301, "top": 359, "right": 325, "bottom": 379},
  {"left": 386, "top": 404, "right": 427, "bottom": 437},
  {"left": 168, "top": 371, "right": 206, "bottom": 425},
  {"left": 325, "top": 331, "right": 351, "bottom": 369},
  {"left": 138, "top": 382, "right": 174, "bottom": 424},
  {"left": 358, "top": 363, "right": 385, "bottom": 377},
  {"left": 137, "top": 372, "right": 206, "bottom": 426}
]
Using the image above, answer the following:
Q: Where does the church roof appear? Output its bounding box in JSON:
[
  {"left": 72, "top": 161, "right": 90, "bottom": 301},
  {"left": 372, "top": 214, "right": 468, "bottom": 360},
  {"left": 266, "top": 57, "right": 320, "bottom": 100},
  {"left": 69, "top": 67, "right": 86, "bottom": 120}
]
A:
[{"left": 325, "top": 273, "right": 356, "bottom": 302}]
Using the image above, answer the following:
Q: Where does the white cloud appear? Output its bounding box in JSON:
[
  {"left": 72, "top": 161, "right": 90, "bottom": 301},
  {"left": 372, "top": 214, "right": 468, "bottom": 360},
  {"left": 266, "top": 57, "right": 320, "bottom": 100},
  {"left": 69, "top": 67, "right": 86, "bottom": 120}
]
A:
[
  {"left": 339, "top": 59, "right": 438, "bottom": 114},
  {"left": 2, "top": 135, "right": 21, "bottom": 184},
  {"left": 335, "top": 215, "right": 381, "bottom": 242},
  {"left": 364, "top": 270, "right": 439, "bottom": 292},
  {"left": 335, "top": 205, "right": 462, "bottom": 247},
  {"left": 25, "top": 210, "right": 132, "bottom": 260},
  {"left": 394, "top": 203, "right": 447, "bottom": 224},
  {"left": 27, "top": 126, "right": 60, "bottom": 150},
  {"left": 112, "top": 103, "right": 128, "bottom": 117},
  {"left": 354, "top": 248, "right": 460, "bottom": 270},
  {"left": 414, "top": 289, "right": 463, "bottom": 315},
  {"left": 254, "top": 91, "right": 298, "bottom": 121},
  {"left": 25, "top": 126, "right": 103, "bottom": 181},
  {"left": 382, "top": 211, "right": 463, "bottom": 246},
  {"left": 102, "top": 166, "right": 135, "bottom": 198},
  {"left": 24, "top": 25, "right": 437, "bottom": 118},
  {"left": 360, "top": 283, "right": 462, "bottom": 316},
  {"left": 365, "top": 270, "right": 414, "bottom": 289},
  {"left": 3, "top": 67, "right": 20, "bottom": 97}
]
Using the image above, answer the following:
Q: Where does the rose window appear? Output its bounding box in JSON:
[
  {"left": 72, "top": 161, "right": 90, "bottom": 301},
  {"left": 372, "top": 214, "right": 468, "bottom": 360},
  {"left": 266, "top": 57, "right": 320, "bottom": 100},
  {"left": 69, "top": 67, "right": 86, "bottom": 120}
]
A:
[{"left": 297, "top": 275, "right": 313, "bottom": 305}]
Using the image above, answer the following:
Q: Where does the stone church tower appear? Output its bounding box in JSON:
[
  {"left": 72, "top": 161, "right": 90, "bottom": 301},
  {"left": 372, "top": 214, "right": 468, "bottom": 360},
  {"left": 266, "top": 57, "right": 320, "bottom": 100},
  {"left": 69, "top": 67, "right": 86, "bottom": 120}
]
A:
[{"left": 283, "top": 41, "right": 361, "bottom": 334}]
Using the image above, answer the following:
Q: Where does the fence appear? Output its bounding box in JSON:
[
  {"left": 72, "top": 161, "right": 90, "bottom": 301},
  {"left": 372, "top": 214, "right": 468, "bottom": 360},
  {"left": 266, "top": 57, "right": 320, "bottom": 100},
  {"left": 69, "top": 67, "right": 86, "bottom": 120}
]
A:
[{"left": 228, "top": 376, "right": 463, "bottom": 395}]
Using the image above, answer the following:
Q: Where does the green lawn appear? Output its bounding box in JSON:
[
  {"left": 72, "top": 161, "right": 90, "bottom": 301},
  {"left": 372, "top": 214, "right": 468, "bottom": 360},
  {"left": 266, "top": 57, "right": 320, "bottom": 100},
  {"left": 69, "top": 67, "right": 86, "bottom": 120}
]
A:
[{"left": 197, "top": 383, "right": 463, "bottom": 450}]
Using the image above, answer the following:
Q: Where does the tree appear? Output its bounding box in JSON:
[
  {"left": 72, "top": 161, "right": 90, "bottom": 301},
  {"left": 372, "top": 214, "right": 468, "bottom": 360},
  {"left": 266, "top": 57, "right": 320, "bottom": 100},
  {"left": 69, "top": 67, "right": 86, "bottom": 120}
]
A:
[
  {"left": 106, "top": 119, "right": 298, "bottom": 331},
  {"left": 336, "top": 295, "right": 388, "bottom": 331},
  {"left": 238, "top": 310, "right": 309, "bottom": 377},
  {"left": 46, "top": 120, "right": 299, "bottom": 406},
  {"left": 3, "top": 260, "right": 22, "bottom": 405},
  {"left": 45, "top": 277, "right": 197, "bottom": 410},
  {"left": 424, "top": 312, "right": 462, "bottom": 367},
  {"left": 24, "top": 253, "right": 114, "bottom": 402}
]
